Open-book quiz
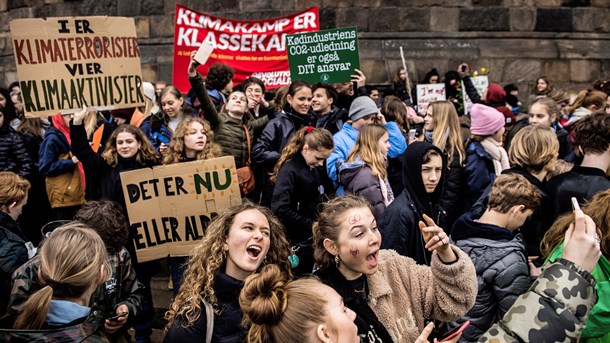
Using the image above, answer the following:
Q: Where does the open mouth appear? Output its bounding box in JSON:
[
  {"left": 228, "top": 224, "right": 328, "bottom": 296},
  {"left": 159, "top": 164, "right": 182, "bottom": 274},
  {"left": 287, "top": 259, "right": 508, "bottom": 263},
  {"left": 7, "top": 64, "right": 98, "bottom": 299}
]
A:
[
  {"left": 246, "top": 245, "right": 262, "bottom": 258},
  {"left": 366, "top": 251, "right": 378, "bottom": 268}
]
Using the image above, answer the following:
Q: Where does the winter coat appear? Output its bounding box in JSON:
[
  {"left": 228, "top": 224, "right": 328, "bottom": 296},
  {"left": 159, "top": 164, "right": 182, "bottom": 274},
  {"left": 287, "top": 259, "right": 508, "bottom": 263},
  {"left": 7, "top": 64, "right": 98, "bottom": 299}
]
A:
[
  {"left": 0, "top": 317, "right": 110, "bottom": 342},
  {"left": 314, "top": 106, "right": 347, "bottom": 135},
  {"left": 338, "top": 160, "right": 390, "bottom": 221},
  {"left": 505, "top": 119, "right": 572, "bottom": 160},
  {"left": 327, "top": 122, "right": 407, "bottom": 193},
  {"left": 366, "top": 248, "right": 476, "bottom": 343},
  {"left": 478, "top": 259, "right": 598, "bottom": 342},
  {"left": 546, "top": 166, "right": 610, "bottom": 221},
  {"left": 0, "top": 213, "right": 29, "bottom": 317},
  {"left": 270, "top": 153, "right": 333, "bottom": 245},
  {"left": 464, "top": 141, "right": 496, "bottom": 208},
  {"left": 7, "top": 248, "right": 144, "bottom": 340},
  {"left": 379, "top": 142, "right": 448, "bottom": 266},
  {"left": 547, "top": 243, "right": 610, "bottom": 342},
  {"left": 0, "top": 124, "right": 32, "bottom": 178},
  {"left": 449, "top": 212, "right": 533, "bottom": 342},
  {"left": 164, "top": 272, "right": 247, "bottom": 343},
  {"left": 189, "top": 73, "right": 269, "bottom": 169},
  {"left": 39, "top": 127, "right": 77, "bottom": 177}
]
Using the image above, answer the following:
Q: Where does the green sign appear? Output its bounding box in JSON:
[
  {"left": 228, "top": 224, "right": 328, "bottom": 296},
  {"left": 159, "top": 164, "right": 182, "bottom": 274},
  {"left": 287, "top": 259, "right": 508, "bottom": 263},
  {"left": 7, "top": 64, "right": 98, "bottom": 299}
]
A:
[{"left": 286, "top": 27, "right": 359, "bottom": 84}]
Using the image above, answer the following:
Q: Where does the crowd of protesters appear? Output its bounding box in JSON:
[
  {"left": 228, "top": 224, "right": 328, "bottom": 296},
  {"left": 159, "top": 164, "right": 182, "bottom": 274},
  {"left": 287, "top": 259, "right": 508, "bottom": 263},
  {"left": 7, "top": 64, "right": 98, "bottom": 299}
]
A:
[{"left": 0, "top": 51, "right": 609, "bottom": 343}]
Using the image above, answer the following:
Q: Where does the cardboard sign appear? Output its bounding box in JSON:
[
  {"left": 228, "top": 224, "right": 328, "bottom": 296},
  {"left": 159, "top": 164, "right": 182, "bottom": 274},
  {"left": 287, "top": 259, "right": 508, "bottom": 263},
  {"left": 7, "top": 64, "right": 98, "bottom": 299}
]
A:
[
  {"left": 462, "top": 75, "right": 489, "bottom": 114},
  {"left": 10, "top": 17, "right": 144, "bottom": 118},
  {"left": 416, "top": 84, "right": 446, "bottom": 115},
  {"left": 120, "top": 156, "right": 242, "bottom": 262},
  {"left": 286, "top": 27, "right": 359, "bottom": 85},
  {"left": 173, "top": 4, "right": 319, "bottom": 92}
]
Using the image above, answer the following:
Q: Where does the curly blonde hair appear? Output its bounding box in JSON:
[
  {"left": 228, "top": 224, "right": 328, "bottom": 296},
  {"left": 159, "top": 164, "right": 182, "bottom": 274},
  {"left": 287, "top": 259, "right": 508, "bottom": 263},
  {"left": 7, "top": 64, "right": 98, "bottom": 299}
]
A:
[
  {"left": 162, "top": 117, "right": 222, "bottom": 165},
  {"left": 101, "top": 124, "right": 159, "bottom": 167},
  {"left": 165, "top": 201, "right": 292, "bottom": 329},
  {"left": 346, "top": 124, "right": 388, "bottom": 180},
  {"left": 269, "top": 127, "right": 333, "bottom": 184}
]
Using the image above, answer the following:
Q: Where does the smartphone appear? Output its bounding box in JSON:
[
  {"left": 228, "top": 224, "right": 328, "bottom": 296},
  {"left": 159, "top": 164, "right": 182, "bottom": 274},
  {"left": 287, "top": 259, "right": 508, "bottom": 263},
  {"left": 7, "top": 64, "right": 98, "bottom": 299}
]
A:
[
  {"left": 440, "top": 320, "right": 470, "bottom": 342},
  {"left": 408, "top": 129, "right": 416, "bottom": 142},
  {"left": 107, "top": 312, "right": 128, "bottom": 322},
  {"left": 571, "top": 197, "right": 580, "bottom": 211}
]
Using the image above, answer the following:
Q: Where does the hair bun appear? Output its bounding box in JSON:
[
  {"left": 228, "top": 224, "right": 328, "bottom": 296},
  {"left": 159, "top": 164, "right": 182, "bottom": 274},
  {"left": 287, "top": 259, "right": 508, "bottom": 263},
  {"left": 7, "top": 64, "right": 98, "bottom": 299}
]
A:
[{"left": 239, "top": 264, "right": 288, "bottom": 326}]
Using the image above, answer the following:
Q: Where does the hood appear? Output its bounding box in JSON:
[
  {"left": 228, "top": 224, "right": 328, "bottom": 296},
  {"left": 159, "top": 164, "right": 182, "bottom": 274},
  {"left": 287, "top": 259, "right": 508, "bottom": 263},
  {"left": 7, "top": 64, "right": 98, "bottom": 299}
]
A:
[
  {"left": 451, "top": 211, "right": 514, "bottom": 242},
  {"left": 401, "top": 141, "right": 447, "bottom": 216},
  {"left": 338, "top": 159, "right": 366, "bottom": 187},
  {"left": 485, "top": 83, "right": 506, "bottom": 106}
]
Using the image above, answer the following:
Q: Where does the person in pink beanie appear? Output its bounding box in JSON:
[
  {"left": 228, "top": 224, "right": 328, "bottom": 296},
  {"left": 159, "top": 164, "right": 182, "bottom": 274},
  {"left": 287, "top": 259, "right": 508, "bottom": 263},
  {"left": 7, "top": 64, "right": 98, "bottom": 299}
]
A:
[{"left": 464, "top": 103, "right": 510, "bottom": 207}]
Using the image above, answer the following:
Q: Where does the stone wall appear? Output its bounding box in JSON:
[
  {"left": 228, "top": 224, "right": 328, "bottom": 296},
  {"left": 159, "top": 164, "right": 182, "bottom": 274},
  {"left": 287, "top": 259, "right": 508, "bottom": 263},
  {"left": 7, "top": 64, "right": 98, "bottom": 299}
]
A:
[{"left": 1, "top": 0, "right": 609, "bottom": 96}]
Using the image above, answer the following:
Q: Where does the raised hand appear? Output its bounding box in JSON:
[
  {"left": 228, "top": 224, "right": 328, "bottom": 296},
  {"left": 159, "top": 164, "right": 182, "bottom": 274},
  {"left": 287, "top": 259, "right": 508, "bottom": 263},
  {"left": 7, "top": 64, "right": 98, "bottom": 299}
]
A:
[{"left": 419, "top": 214, "right": 456, "bottom": 263}]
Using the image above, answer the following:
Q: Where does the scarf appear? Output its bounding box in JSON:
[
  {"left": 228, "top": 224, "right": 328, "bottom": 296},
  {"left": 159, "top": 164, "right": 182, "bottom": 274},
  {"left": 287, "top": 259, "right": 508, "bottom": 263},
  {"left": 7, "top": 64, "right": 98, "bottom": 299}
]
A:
[
  {"left": 480, "top": 137, "right": 509, "bottom": 175},
  {"left": 51, "top": 115, "right": 86, "bottom": 191}
]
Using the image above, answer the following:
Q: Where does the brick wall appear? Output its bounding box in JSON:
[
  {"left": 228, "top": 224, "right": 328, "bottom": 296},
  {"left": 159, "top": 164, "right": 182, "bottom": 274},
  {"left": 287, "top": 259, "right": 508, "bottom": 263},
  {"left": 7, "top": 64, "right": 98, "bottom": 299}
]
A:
[{"left": 1, "top": 0, "right": 609, "bottom": 95}]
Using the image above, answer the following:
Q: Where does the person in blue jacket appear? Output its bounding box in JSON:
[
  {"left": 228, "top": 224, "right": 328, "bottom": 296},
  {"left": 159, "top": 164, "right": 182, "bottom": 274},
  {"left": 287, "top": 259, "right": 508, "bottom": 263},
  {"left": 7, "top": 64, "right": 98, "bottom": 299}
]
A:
[{"left": 327, "top": 96, "right": 406, "bottom": 195}]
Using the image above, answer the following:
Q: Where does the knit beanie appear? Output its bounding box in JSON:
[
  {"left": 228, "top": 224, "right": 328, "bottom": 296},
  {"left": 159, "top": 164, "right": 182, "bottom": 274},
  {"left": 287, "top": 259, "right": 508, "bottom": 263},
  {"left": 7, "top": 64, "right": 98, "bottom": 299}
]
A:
[
  {"left": 349, "top": 96, "right": 378, "bottom": 121},
  {"left": 470, "top": 103, "right": 505, "bottom": 135},
  {"left": 142, "top": 82, "right": 156, "bottom": 103}
]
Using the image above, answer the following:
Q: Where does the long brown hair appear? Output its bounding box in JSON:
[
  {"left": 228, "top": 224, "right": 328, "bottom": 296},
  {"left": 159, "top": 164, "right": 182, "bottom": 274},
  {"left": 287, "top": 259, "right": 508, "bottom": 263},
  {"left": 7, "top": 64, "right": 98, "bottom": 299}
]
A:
[
  {"left": 346, "top": 124, "right": 388, "bottom": 180},
  {"left": 541, "top": 189, "right": 610, "bottom": 259},
  {"left": 381, "top": 95, "right": 409, "bottom": 133},
  {"left": 101, "top": 124, "right": 159, "bottom": 167},
  {"left": 565, "top": 89, "right": 607, "bottom": 114},
  {"left": 162, "top": 117, "right": 222, "bottom": 165},
  {"left": 269, "top": 127, "right": 333, "bottom": 184},
  {"left": 16, "top": 118, "right": 44, "bottom": 139},
  {"left": 427, "top": 101, "right": 466, "bottom": 165},
  {"left": 165, "top": 202, "right": 292, "bottom": 329}
]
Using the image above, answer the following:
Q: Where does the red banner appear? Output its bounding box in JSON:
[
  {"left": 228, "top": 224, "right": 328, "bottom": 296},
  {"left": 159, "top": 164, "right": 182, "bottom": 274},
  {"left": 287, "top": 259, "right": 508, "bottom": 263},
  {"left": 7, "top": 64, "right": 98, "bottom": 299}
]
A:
[{"left": 172, "top": 4, "right": 319, "bottom": 93}]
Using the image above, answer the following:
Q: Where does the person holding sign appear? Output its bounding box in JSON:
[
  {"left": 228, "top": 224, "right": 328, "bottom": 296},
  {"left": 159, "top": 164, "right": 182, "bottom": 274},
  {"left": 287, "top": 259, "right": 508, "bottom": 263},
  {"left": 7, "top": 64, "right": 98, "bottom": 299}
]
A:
[
  {"left": 162, "top": 117, "right": 223, "bottom": 294},
  {"left": 164, "top": 202, "right": 292, "bottom": 342},
  {"left": 313, "top": 195, "right": 477, "bottom": 343}
]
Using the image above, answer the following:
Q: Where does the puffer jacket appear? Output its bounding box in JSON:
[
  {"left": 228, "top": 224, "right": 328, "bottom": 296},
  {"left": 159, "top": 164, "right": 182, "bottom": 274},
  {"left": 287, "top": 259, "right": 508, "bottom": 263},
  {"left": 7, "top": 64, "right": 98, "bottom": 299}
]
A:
[
  {"left": 449, "top": 211, "right": 533, "bottom": 342},
  {"left": 0, "top": 124, "right": 32, "bottom": 178},
  {"left": 314, "top": 106, "right": 347, "bottom": 135},
  {"left": 189, "top": 73, "right": 269, "bottom": 169},
  {"left": 478, "top": 259, "right": 598, "bottom": 342},
  {"left": 0, "top": 213, "right": 29, "bottom": 317},
  {"left": 338, "top": 159, "right": 388, "bottom": 221}
]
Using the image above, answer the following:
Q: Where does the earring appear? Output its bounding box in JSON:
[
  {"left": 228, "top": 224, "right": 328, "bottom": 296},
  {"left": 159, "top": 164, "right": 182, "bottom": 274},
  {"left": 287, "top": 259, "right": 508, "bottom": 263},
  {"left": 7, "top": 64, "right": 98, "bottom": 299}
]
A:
[{"left": 334, "top": 255, "right": 340, "bottom": 268}]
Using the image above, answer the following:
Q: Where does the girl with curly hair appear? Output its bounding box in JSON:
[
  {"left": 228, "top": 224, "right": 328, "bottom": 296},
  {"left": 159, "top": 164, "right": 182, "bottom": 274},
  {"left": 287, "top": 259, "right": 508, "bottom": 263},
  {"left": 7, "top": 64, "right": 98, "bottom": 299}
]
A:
[
  {"left": 162, "top": 117, "right": 223, "bottom": 294},
  {"left": 164, "top": 201, "right": 292, "bottom": 342},
  {"left": 337, "top": 124, "right": 393, "bottom": 220},
  {"left": 269, "top": 126, "right": 334, "bottom": 276}
]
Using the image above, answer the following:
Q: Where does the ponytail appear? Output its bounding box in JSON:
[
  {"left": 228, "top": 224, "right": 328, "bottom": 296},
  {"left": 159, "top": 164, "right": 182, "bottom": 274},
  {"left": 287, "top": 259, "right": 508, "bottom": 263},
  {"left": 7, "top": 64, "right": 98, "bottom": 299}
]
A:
[
  {"left": 565, "top": 89, "right": 607, "bottom": 114},
  {"left": 14, "top": 285, "right": 54, "bottom": 329}
]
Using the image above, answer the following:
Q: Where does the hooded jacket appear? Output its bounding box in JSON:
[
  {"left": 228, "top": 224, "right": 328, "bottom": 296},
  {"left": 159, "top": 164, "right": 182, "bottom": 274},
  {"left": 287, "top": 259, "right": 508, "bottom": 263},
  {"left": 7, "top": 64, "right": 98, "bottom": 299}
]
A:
[
  {"left": 315, "top": 106, "right": 347, "bottom": 135},
  {"left": 465, "top": 140, "right": 496, "bottom": 208},
  {"left": 338, "top": 159, "right": 389, "bottom": 221},
  {"left": 379, "top": 141, "right": 447, "bottom": 265},
  {"left": 449, "top": 211, "right": 532, "bottom": 342}
]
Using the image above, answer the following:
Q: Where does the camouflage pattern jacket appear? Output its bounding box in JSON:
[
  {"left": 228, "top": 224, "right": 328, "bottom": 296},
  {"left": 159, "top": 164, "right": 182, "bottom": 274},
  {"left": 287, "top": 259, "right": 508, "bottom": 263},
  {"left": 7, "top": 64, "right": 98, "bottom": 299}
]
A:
[
  {"left": 5, "top": 247, "right": 143, "bottom": 339},
  {"left": 0, "top": 320, "right": 111, "bottom": 342},
  {"left": 478, "top": 259, "right": 597, "bottom": 342}
]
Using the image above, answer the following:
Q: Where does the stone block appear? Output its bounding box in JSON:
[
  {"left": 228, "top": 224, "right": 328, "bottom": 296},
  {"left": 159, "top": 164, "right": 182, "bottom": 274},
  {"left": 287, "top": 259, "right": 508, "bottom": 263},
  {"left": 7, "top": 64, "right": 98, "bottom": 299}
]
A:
[
  {"left": 591, "top": 0, "right": 610, "bottom": 6},
  {"left": 7, "top": 0, "right": 27, "bottom": 10},
  {"left": 117, "top": 0, "right": 141, "bottom": 16},
  {"left": 430, "top": 7, "right": 459, "bottom": 32},
  {"left": 8, "top": 6, "right": 34, "bottom": 20},
  {"left": 509, "top": 8, "right": 536, "bottom": 31},
  {"left": 473, "top": 0, "right": 503, "bottom": 5},
  {"left": 479, "top": 38, "right": 558, "bottom": 59},
  {"left": 319, "top": 8, "right": 336, "bottom": 29},
  {"left": 557, "top": 39, "right": 610, "bottom": 59},
  {"left": 369, "top": 8, "right": 400, "bottom": 32},
  {"left": 459, "top": 8, "right": 510, "bottom": 31},
  {"left": 296, "top": 0, "right": 323, "bottom": 9},
  {"left": 570, "top": 59, "right": 600, "bottom": 83},
  {"left": 503, "top": 0, "right": 534, "bottom": 5},
  {"left": 411, "top": 0, "right": 468, "bottom": 6},
  {"left": 535, "top": 8, "right": 572, "bottom": 32},
  {"left": 336, "top": 8, "right": 370, "bottom": 31},
  {"left": 157, "top": 63, "right": 173, "bottom": 85},
  {"left": 321, "top": 0, "right": 354, "bottom": 8},
  {"left": 141, "top": 64, "right": 158, "bottom": 84},
  {"left": 138, "top": 45, "right": 157, "bottom": 64},
  {"left": 358, "top": 39, "right": 384, "bottom": 59},
  {"left": 412, "top": 60, "right": 449, "bottom": 83},
  {"left": 81, "top": 0, "right": 117, "bottom": 16},
  {"left": 534, "top": 0, "right": 561, "bottom": 5},
  {"left": 0, "top": 0, "right": 6, "bottom": 12},
  {"left": 44, "top": 0, "right": 62, "bottom": 4},
  {"left": 573, "top": 8, "right": 610, "bottom": 32},
  {"left": 502, "top": 59, "right": 542, "bottom": 83},
  {"left": 543, "top": 60, "right": 570, "bottom": 81},
  {"left": 401, "top": 8, "right": 430, "bottom": 32},
  {"left": 135, "top": 17, "right": 150, "bottom": 39},
  {"left": 142, "top": 0, "right": 164, "bottom": 15},
  {"left": 150, "top": 15, "right": 174, "bottom": 38},
  {"left": 562, "top": 0, "right": 591, "bottom": 6},
  {"left": 600, "top": 59, "right": 610, "bottom": 79},
  {"left": 361, "top": 58, "right": 388, "bottom": 84},
  {"left": 385, "top": 59, "right": 418, "bottom": 86},
  {"left": 182, "top": 0, "right": 239, "bottom": 11}
]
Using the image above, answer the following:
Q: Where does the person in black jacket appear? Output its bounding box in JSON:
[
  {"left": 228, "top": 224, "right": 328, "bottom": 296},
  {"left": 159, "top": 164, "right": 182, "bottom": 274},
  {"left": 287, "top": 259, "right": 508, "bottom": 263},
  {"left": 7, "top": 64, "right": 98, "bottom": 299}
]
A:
[
  {"left": 312, "top": 83, "right": 347, "bottom": 135},
  {"left": 449, "top": 174, "right": 541, "bottom": 342},
  {"left": 379, "top": 141, "right": 448, "bottom": 265},
  {"left": 0, "top": 111, "right": 31, "bottom": 179},
  {"left": 547, "top": 111, "right": 610, "bottom": 219},
  {"left": 269, "top": 127, "right": 334, "bottom": 276}
]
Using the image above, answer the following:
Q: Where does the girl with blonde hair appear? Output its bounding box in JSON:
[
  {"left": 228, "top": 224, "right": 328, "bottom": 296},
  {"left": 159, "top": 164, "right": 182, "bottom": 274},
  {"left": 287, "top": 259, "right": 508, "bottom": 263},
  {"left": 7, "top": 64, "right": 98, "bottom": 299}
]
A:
[
  {"left": 270, "top": 126, "right": 334, "bottom": 275},
  {"left": 12, "top": 222, "right": 111, "bottom": 339},
  {"left": 424, "top": 100, "right": 467, "bottom": 230},
  {"left": 164, "top": 202, "right": 292, "bottom": 342},
  {"left": 338, "top": 124, "right": 393, "bottom": 220}
]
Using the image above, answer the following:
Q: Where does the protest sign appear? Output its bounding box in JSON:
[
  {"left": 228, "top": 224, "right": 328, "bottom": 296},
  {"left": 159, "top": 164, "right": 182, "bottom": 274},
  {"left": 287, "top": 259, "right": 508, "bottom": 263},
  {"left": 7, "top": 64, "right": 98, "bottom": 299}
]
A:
[
  {"left": 462, "top": 75, "right": 489, "bottom": 114},
  {"left": 416, "top": 84, "right": 446, "bottom": 115},
  {"left": 120, "top": 156, "right": 242, "bottom": 262},
  {"left": 286, "top": 27, "right": 359, "bottom": 85},
  {"left": 10, "top": 17, "right": 144, "bottom": 118},
  {"left": 173, "top": 4, "right": 319, "bottom": 93}
]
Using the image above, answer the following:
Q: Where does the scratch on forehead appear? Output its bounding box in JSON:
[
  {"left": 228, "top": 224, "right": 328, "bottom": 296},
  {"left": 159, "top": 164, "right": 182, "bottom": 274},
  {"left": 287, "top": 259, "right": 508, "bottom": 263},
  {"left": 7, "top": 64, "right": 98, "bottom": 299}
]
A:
[{"left": 348, "top": 214, "right": 361, "bottom": 225}]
